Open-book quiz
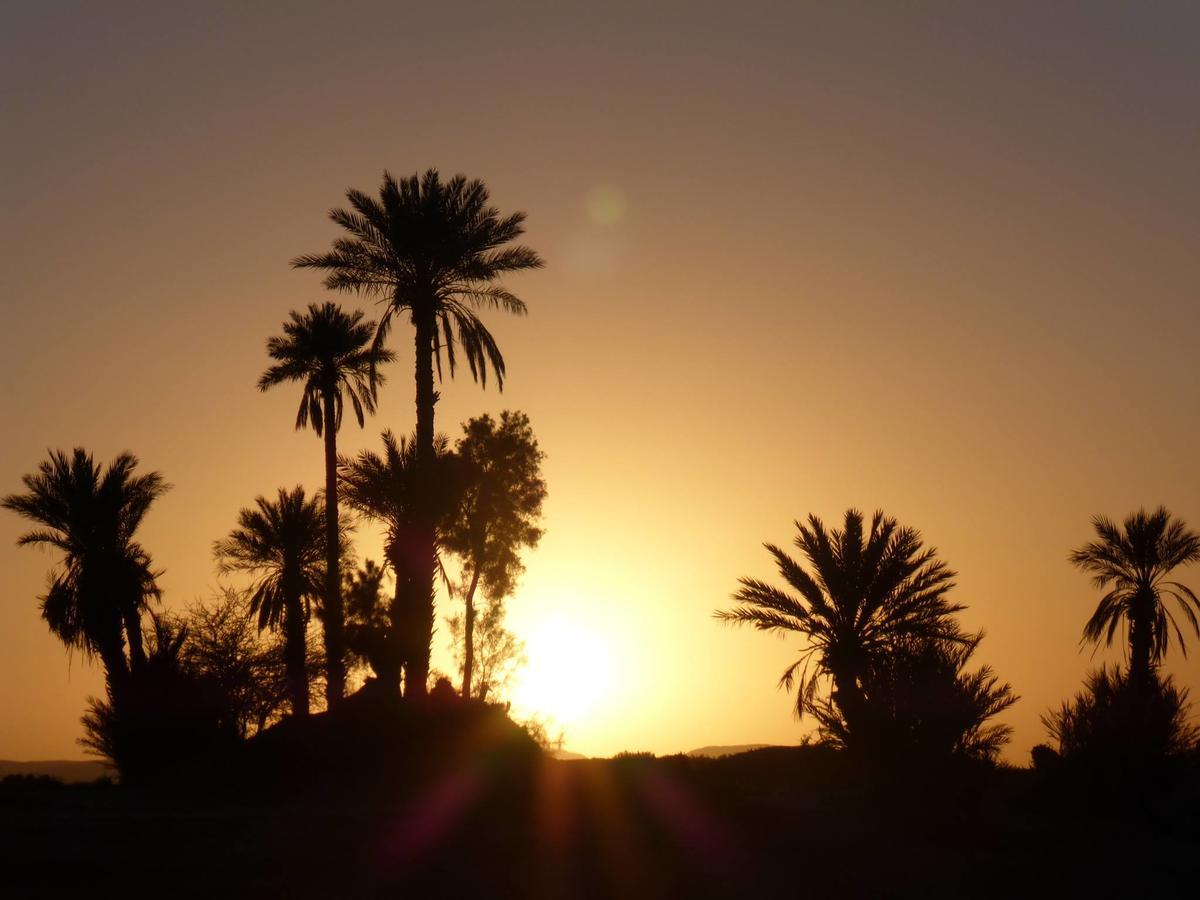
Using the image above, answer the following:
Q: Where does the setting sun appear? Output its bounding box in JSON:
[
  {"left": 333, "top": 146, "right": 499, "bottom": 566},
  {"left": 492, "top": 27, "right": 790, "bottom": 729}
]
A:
[{"left": 511, "top": 616, "right": 614, "bottom": 728}]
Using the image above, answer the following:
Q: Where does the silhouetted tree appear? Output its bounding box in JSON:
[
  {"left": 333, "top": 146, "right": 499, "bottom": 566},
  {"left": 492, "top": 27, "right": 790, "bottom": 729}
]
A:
[
  {"left": 339, "top": 432, "right": 462, "bottom": 694},
  {"left": 2, "top": 449, "right": 168, "bottom": 698},
  {"left": 443, "top": 411, "right": 545, "bottom": 699},
  {"left": 1069, "top": 507, "right": 1200, "bottom": 695},
  {"left": 342, "top": 559, "right": 393, "bottom": 683},
  {"left": 258, "top": 302, "right": 393, "bottom": 708},
  {"left": 180, "top": 588, "right": 293, "bottom": 738},
  {"left": 294, "top": 169, "right": 544, "bottom": 696},
  {"left": 80, "top": 612, "right": 228, "bottom": 783},
  {"left": 214, "top": 487, "right": 327, "bottom": 717},
  {"left": 1043, "top": 665, "right": 1199, "bottom": 763},
  {"left": 446, "top": 595, "right": 526, "bottom": 703},
  {"left": 811, "top": 632, "right": 1017, "bottom": 761},
  {"left": 717, "top": 509, "right": 968, "bottom": 752}
]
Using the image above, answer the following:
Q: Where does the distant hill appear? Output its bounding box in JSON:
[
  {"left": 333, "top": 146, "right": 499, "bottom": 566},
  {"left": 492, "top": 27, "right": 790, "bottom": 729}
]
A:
[
  {"left": 685, "top": 744, "right": 777, "bottom": 758},
  {"left": 552, "top": 749, "right": 588, "bottom": 760},
  {"left": 0, "top": 759, "right": 110, "bottom": 783}
]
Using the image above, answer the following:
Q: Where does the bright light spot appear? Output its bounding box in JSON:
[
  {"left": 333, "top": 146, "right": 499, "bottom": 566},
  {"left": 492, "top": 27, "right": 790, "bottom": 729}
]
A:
[
  {"left": 584, "top": 185, "right": 628, "bottom": 225},
  {"left": 512, "top": 616, "right": 613, "bottom": 728}
]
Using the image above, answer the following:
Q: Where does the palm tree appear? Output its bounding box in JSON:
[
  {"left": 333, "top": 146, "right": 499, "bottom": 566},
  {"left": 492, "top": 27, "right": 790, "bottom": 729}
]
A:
[
  {"left": 811, "top": 632, "right": 1018, "bottom": 761},
  {"left": 258, "top": 301, "right": 393, "bottom": 707},
  {"left": 1070, "top": 506, "right": 1200, "bottom": 693},
  {"left": 293, "top": 169, "right": 543, "bottom": 695},
  {"left": 339, "top": 431, "right": 461, "bottom": 694},
  {"left": 717, "top": 509, "right": 966, "bottom": 749},
  {"left": 214, "top": 486, "right": 327, "bottom": 716},
  {"left": 3, "top": 449, "right": 167, "bottom": 696}
]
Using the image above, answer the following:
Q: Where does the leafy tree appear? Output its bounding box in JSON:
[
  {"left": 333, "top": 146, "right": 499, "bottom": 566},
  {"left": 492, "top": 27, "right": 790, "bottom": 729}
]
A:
[
  {"left": 294, "top": 169, "right": 544, "bottom": 696},
  {"left": 446, "top": 596, "right": 527, "bottom": 703},
  {"left": 443, "top": 411, "right": 546, "bottom": 698},
  {"left": 258, "top": 302, "right": 393, "bottom": 707},
  {"left": 180, "top": 588, "right": 293, "bottom": 738},
  {"left": 339, "top": 432, "right": 461, "bottom": 694},
  {"left": 717, "top": 509, "right": 968, "bottom": 752},
  {"left": 3, "top": 449, "right": 168, "bottom": 697},
  {"left": 1069, "top": 507, "right": 1200, "bottom": 693},
  {"left": 213, "top": 487, "right": 327, "bottom": 716}
]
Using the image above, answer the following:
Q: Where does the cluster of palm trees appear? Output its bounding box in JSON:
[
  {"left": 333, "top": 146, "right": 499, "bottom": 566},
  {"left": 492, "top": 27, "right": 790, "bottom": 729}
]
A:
[
  {"left": 3, "top": 170, "right": 545, "bottom": 747},
  {"left": 721, "top": 506, "right": 1200, "bottom": 762}
]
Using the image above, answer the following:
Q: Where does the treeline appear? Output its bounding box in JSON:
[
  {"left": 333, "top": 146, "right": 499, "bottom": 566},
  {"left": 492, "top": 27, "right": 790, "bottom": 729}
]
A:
[
  {"left": 720, "top": 506, "right": 1200, "bottom": 774},
  {"left": 3, "top": 171, "right": 547, "bottom": 781}
]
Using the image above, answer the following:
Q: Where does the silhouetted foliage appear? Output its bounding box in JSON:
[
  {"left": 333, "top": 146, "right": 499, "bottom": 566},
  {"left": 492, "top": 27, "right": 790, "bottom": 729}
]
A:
[
  {"left": 446, "top": 595, "right": 526, "bottom": 703},
  {"left": 442, "top": 410, "right": 546, "bottom": 698},
  {"left": 339, "top": 431, "right": 461, "bottom": 694},
  {"left": 79, "top": 612, "right": 229, "bottom": 783},
  {"left": 1069, "top": 507, "right": 1200, "bottom": 693},
  {"left": 811, "top": 632, "right": 1017, "bottom": 762},
  {"left": 718, "top": 509, "right": 974, "bottom": 755},
  {"left": 179, "top": 588, "right": 293, "bottom": 738},
  {"left": 2, "top": 449, "right": 168, "bottom": 697},
  {"left": 1043, "top": 665, "right": 1200, "bottom": 764},
  {"left": 214, "top": 487, "right": 328, "bottom": 717},
  {"left": 342, "top": 559, "right": 393, "bottom": 683},
  {"left": 259, "top": 302, "right": 394, "bottom": 707},
  {"left": 294, "top": 169, "right": 544, "bottom": 697}
]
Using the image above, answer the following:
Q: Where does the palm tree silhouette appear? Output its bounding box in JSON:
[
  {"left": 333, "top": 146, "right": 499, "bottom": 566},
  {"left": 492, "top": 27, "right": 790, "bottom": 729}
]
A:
[
  {"left": 717, "top": 509, "right": 965, "bottom": 748},
  {"left": 1070, "top": 506, "right": 1200, "bottom": 692},
  {"left": 293, "top": 169, "right": 542, "bottom": 695},
  {"left": 2, "top": 449, "right": 168, "bottom": 697},
  {"left": 339, "top": 431, "right": 460, "bottom": 694},
  {"left": 258, "top": 301, "right": 393, "bottom": 707},
  {"left": 214, "top": 487, "right": 327, "bottom": 716}
]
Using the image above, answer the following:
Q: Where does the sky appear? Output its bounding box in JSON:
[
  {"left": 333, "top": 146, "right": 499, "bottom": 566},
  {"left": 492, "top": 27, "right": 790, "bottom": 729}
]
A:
[{"left": 2, "top": 1, "right": 1198, "bottom": 762}]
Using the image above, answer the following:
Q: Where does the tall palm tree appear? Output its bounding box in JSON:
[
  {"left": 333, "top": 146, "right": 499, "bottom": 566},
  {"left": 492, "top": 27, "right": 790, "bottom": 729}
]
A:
[
  {"left": 294, "top": 169, "right": 543, "bottom": 695},
  {"left": 717, "top": 509, "right": 965, "bottom": 748},
  {"left": 3, "top": 448, "right": 167, "bottom": 696},
  {"left": 258, "top": 301, "right": 393, "bottom": 707},
  {"left": 1070, "top": 506, "right": 1200, "bottom": 692},
  {"left": 339, "top": 431, "right": 461, "bottom": 694},
  {"left": 214, "top": 486, "right": 327, "bottom": 716}
]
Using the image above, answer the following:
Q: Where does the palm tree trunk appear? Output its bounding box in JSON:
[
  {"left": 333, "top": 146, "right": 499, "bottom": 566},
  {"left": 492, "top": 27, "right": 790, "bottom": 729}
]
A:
[
  {"left": 123, "top": 608, "right": 146, "bottom": 673},
  {"left": 1128, "top": 589, "right": 1155, "bottom": 695},
  {"left": 461, "top": 565, "right": 482, "bottom": 699},
  {"left": 98, "top": 628, "right": 130, "bottom": 703},
  {"left": 284, "top": 594, "right": 310, "bottom": 716},
  {"left": 384, "top": 548, "right": 406, "bottom": 693},
  {"left": 321, "top": 390, "right": 345, "bottom": 707},
  {"left": 408, "top": 304, "right": 438, "bottom": 699},
  {"left": 831, "top": 668, "right": 868, "bottom": 750}
]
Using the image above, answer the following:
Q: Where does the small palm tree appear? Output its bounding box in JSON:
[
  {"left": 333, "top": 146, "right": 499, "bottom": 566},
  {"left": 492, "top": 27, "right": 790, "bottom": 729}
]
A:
[
  {"left": 812, "top": 632, "right": 1018, "bottom": 761},
  {"left": 214, "top": 487, "right": 327, "bottom": 716},
  {"left": 3, "top": 449, "right": 168, "bottom": 696},
  {"left": 294, "top": 169, "right": 543, "bottom": 695},
  {"left": 717, "top": 509, "right": 966, "bottom": 748},
  {"left": 1070, "top": 506, "right": 1200, "bottom": 692},
  {"left": 258, "top": 301, "right": 393, "bottom": 707},
  {"left": 339, "top": 431, "right": 461, "bottom": 694}
]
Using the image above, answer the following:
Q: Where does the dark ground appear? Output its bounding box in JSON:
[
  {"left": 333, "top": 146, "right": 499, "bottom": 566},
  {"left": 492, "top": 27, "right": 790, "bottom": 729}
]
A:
[{"left": 2, "top": 703, "right": 1197, "bottom": 899}]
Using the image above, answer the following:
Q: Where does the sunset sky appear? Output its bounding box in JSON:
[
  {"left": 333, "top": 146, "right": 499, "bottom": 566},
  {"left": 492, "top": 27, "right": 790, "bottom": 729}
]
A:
[{"left": 2, "top": 1, "right": 1198, "bottom": 762}]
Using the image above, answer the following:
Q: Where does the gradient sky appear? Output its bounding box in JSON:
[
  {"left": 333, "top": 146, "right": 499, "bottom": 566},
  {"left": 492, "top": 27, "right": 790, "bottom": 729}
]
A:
[{"left": 2, "top": 1, "right": 1199, "bottom": 761}]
